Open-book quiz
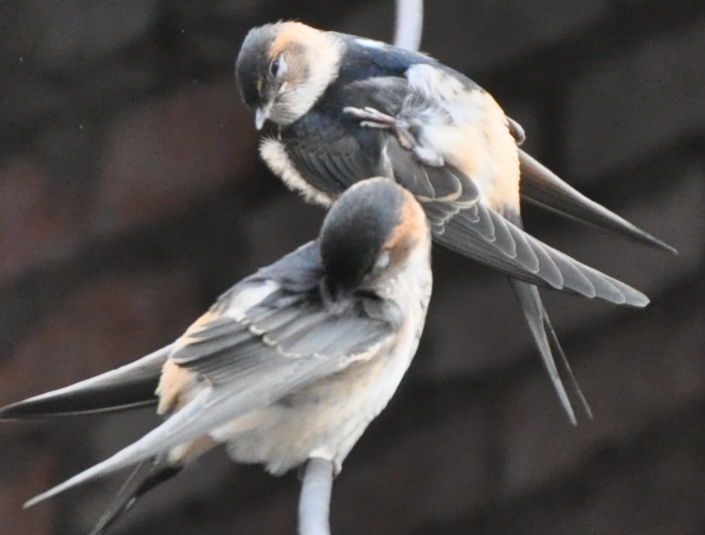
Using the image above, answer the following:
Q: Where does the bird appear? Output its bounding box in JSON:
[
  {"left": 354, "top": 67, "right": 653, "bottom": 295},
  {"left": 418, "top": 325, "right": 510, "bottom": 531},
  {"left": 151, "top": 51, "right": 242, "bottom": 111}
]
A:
[
  {"left": 0, "top": 177, "right": 433, "bottom": 534},
  {"left": 234, "top": 21, "right": 676, "bottom": 424}
]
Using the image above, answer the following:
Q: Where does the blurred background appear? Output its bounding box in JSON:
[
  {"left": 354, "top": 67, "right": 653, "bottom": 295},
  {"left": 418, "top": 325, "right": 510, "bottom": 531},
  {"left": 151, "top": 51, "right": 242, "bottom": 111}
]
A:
[{"left": 0, "top": 0, "right": 704, "bottom": 533}]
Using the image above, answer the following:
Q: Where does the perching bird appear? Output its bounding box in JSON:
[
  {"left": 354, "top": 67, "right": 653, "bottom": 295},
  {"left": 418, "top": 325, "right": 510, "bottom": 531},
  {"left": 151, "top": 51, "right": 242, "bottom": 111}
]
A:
[
  {"left": 234, "top": 21, "right": 676, "bottom": 424},
  {"left": 0, "top": 178, "right": 433, "bottom": 534}
]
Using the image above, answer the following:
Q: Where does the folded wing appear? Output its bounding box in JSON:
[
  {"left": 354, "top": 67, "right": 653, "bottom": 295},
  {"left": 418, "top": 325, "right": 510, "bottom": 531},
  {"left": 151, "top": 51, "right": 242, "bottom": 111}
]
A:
[
  {"left": 24, "top": 242, "right": 397, "bottom": 507},
  {"left": 0, "top": 346, "right": 170, "bottom": 419}
]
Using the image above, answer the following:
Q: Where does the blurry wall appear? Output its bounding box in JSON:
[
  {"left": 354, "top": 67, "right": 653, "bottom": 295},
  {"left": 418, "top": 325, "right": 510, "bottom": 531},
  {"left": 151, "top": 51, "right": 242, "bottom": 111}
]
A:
[{"left": 0, "top": 1, "right": 703, "bottom": 534}]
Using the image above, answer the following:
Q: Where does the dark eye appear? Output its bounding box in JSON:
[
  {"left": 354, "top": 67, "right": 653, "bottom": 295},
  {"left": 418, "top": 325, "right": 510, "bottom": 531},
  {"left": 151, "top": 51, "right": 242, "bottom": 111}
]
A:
[{"left": 269, "top": 58, "right": 280, "bottom": 77}]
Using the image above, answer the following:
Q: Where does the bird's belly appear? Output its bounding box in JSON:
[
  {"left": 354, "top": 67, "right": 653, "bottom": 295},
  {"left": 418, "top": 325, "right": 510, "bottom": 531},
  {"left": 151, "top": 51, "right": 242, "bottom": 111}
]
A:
[
  {"left": 211, "top": 344, "right": 410, "bottom": 475},
  {"left": 211, "top": 293, "right": 427, "bottom": 475}
]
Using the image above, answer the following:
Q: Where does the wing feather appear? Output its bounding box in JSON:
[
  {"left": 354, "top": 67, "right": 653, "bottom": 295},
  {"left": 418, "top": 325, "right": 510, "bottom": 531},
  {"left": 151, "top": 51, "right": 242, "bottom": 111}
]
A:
[
  {"left": 282, "top": 68, "right": 649, "bottom": 307},
  {"left": 518, "top": 149, "right": 676, "bottom": 254},
  {"left": 26, "top": 243, "right": 398, "bottom": 507},
  {"left": 437, "top": 213, "right": 647, "bottom": 305},
  {"left": 0, "top": 346, "right": 170, "bottom": 419}
]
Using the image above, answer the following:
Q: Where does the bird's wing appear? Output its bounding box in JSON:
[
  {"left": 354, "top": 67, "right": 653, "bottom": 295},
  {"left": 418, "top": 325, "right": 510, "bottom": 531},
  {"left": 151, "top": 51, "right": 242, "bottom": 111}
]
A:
[
  {"left": 386, "top": 53, "right": 674, "bottom": 253},
  {"left": 325, "top": 39, "right": 641, "bottom": 423},
  {"left": 517, "top": 149, "right": 677, "bottom": 254},
  {"left": 434, "top": 203, "right": 648, "bottom": 305},
  {"left": 283, "top": 100, "right": 390, "bottom": 199},
  {"left": 25, "top": 243, "right": 398, "bottom": 507},
  {"left": 0, "top": 345, "right": 171, "bottom": 419},
  {"left": 327, "top": 39, "right": 675, "bottom": 252},
  {"left": 0, "top": 242, "right": 322, "bottom": 420},
  {"left": 332, "top": 73, "right": 648, "bottom": 306},
  {"left": 0, "top": 241, "right": 321, "bottom": 420}
]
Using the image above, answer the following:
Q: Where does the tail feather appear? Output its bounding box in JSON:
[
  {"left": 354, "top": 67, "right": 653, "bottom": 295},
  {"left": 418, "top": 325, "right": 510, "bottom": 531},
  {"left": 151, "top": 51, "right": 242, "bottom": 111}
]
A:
[
  {"left": 25, "top": 389, "right": 214, "bottom": 508},
  {"left": 89, "top": 459, "right": 182, "bottom": 535},
  {"left": 511, "top": 280, "right": 576, "bottom": 424},
  {"left": 511, "top": 280, "right": 592, "bottom": 424},
  {"left": 540, "top": 297, "right": 593, "bottom": 420}
]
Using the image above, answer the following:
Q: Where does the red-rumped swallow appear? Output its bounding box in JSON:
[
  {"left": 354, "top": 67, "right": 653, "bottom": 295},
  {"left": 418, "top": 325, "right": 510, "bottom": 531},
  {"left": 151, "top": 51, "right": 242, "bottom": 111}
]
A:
[
  {"left": 1, "top": 178, "right": 432, "bottom": 534},
  {"left": 234, "top": 21, "right": 676, "bottom": 423}
]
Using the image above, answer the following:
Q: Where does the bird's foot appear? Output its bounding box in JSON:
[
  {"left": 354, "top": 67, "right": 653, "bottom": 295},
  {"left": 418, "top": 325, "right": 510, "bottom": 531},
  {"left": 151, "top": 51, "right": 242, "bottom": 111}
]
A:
[
  {"left": 344, "top": 106, "right": 416, "bottom": 147},
  {"left": 345, "top": 106, "right": 424, "bottom": 150},
  {"left": 344, "top": 106, "right": 445, "bottom": 167},
  {"left": 344, "top": 106, "right": 397, "bottom": 128}
]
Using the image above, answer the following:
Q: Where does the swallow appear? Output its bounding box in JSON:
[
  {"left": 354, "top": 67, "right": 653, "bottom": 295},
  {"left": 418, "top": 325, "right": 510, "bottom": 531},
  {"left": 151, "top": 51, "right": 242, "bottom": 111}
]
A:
[
  {"left": 0, "top": 177, "right": 433, "bottom": 534},
  {"left": 235, "top": 21, "right": 676, "bottom": 423}
]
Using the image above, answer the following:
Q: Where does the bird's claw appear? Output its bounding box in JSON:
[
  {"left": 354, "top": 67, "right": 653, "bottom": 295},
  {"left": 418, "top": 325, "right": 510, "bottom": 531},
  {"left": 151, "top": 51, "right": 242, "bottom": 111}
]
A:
[
  {"left": 345, "top": 106, "right": 416, "bottom": 146},
  {"left": 343, "top": 106, "right": 397, "bottom": 127},
  {"left": 344, "top": 106, "right": 445, "bottom": 167}
]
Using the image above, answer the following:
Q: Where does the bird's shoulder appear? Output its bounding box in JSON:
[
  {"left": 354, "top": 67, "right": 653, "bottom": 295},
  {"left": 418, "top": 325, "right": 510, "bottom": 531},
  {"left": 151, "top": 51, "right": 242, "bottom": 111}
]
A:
[
  {"left": 333, "top": 32, "right": 433, "bottom": 78},
  {"left": 333, "top": 33, "right": 483, "bottom": 94}
]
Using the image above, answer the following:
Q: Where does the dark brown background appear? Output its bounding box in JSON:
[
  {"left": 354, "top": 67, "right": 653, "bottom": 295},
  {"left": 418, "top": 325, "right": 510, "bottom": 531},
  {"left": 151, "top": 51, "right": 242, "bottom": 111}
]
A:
[{"left": 1, "top": 0, "right": 703, "bottom": 534}]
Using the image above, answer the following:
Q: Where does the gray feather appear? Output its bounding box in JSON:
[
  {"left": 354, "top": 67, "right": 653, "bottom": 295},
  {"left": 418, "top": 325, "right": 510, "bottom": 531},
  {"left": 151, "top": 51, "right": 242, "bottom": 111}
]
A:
[
  {"left": 511, "top": 280, "right": 576, "bottom": 424},
  {"left": 24, "top": 348, "right": 362, "bottom": 508},
  {"left": 0, "top": 346, "right": 170, "bottom": 419},
  {"left": 437, "top": 210, "right": 649, "bottom": 307},
  {"left": 23, "top": 238, "right": 399, "bottom": 508},
  {"left": 518, "top": 150, "right": 676, "bottom": 254}
]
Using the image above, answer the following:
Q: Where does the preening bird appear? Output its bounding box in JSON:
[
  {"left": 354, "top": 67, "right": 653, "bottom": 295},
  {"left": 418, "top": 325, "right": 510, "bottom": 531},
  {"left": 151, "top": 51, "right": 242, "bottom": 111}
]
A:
[
  {"left": 234, "top": 21, "right": 676, "bottom": 423},
  {"left": 0, "top": 178, "right": 433, "bottom": 534}
]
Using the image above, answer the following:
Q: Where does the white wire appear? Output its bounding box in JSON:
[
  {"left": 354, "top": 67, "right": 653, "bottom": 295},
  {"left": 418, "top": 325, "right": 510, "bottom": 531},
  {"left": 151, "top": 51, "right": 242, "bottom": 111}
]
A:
[
  {"left": 394, "top": 0, "right": 424, "bottom": 51},
  {"left": 298, "top": 5, "right": 424, "bottom": 534},
  {"left": 298, "top": 458, "right": 334, "bottom": 535}
]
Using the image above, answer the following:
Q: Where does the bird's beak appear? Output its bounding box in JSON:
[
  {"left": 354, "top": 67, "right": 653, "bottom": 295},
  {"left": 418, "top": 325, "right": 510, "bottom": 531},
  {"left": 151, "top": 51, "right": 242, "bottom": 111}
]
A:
[{"left": 255, "top": 105, "right": 270, "bottom": 130}]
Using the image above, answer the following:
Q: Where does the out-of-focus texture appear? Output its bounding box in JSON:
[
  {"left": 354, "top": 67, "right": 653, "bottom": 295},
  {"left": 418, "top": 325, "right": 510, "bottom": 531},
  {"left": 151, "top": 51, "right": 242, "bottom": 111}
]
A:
[{"left": 0, "top": 1, "right": 702, "bottom": 534}]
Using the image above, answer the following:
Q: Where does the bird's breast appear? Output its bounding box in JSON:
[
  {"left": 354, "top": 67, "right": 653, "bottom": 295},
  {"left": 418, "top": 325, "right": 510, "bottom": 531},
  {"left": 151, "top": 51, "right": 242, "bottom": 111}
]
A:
[{"left": 259, "top": 137, "right": 334, "bottom": 207}]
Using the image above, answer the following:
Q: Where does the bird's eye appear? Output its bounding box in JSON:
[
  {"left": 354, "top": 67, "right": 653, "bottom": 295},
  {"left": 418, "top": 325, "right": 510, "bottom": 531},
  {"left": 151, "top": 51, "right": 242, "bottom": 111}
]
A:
[
  {"left": 375, "top": 251, "right": 391, "bottom": 271},
  {"left": 269, "top": 58, "right": 280, "bottom": 77}
]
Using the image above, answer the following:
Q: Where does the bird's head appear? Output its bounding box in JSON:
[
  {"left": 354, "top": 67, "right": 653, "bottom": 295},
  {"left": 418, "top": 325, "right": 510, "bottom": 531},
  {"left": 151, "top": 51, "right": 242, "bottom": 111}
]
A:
[
  {"left": 318, "top": 178, "right": 430, "bottom": 300},
  {"left": 235, "top": 22, "right": 344, "bottom": 130}
]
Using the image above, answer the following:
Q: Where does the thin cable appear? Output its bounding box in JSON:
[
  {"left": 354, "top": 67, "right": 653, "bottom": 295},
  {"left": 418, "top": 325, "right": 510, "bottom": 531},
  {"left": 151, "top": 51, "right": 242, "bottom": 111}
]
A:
[
  {"left": 394, "top": 0, "right": 424, "bottom": 51},
  {"left": 298, "top": 7, "right": 424, "bottom": 535},
  {"left": 298, "top": 458, "right": 334, "bottom": 535}
]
